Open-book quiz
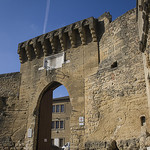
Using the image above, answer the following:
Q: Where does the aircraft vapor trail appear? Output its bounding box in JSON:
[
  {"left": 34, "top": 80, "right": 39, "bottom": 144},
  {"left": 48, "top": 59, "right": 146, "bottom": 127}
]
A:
[{"left": 43, "top": 0, "right": 50, "bottom": 34}]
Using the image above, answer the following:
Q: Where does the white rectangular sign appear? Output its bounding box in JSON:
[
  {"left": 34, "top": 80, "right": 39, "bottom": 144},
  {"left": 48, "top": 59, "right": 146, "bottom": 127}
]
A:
[
  {"left": 28, "top": 128, "right": 32, "bottom": 138},
  {"left": 79, "top": 117, "right": 84, "bottom": 126},
  {"left": 54, "top": 138, "right": 59, "bottom": 147},
  {"left": 79, "top": 117, "right": 84, "bottom": 123},
  {"left": 79, "top": 122, "right": 84, "bottom": 126},
  {"left": 44, "top": 52, "right": 64, "bottom": 70}
]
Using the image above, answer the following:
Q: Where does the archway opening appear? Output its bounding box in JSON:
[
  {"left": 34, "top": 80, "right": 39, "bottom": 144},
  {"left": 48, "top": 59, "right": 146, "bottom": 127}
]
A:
[
  {"left": 36, "top": 82, "right": 70, "bottom": 150},
  {"left": 53, "top": 85, "right": 69, "bottom": 99}
]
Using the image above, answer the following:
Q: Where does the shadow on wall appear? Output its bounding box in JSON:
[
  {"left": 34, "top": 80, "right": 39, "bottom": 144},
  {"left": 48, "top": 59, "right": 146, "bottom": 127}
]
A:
[
  {"left": 0, "top": 97, "right": 7, "bottom": 121},
  {"left": 97, "top": 12, "right": 112, "bottom": 63},
  {"left": 0, "top": 97, "right": 7, "bottom": 111},
  {"left": 52, "top": 145, "right": 62, "bottom": 150}
]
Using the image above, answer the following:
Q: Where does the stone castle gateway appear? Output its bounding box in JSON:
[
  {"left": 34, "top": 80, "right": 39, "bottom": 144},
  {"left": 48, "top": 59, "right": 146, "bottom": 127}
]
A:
[{"left": 1, "top": 0, "right": 150, "bottom": 149}]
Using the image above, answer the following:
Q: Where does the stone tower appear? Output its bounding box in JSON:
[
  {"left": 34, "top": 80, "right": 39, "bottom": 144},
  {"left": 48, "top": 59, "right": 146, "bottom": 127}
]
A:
[{"left": 1, "top": 0, "right": 150, "bottom": 149}]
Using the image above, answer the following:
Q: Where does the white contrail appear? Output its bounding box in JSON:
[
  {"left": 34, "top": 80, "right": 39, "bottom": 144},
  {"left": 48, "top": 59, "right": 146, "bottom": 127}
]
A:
[{"left": 43, "top": 0, "right": 51, "bottom": 34}]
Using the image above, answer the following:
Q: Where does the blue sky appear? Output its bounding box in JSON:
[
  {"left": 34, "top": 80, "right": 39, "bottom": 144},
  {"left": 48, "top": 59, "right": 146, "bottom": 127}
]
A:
[
  {"left": 0, "top": 0, "right": 136, "bottom": 97},
  {"left": 53, "top": 85, "right": 69, "bottom": 98},
  {"left": 0, "top": 0, "right": 136, "bottom": 74}
]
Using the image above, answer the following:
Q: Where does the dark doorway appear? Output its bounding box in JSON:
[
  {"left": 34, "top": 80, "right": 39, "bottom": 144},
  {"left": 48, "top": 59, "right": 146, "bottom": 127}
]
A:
[
  {"left": 36, "top": 82, "right": 61, "bottom": 150},
  {"left": 37, "top": 89, "right": 53, "bottom": 150}
]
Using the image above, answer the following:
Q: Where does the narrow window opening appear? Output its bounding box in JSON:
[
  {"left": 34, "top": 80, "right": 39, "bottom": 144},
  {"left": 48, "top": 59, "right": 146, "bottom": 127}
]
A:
[
  {"left": 141, "top": 116, "right": 146, "bottom": 126},
  {"left": 111, "top": 61, "right": 118, "bottom": 69},
  {"left": 56, "top": 105, "right": 60, "bottom": 113},
  {"left": 61, "top": 104, "right": 64, "bottom": 112},
  {"left": 60, "top": 121, "right": 64, "bottom": 129},
  {"left": 56, "top": 121, "right": 59, "bottom": 129}
]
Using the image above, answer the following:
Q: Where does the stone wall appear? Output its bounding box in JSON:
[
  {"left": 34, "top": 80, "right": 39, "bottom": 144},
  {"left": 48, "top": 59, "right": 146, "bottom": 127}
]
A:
[
  {"left": 1, "top": 1, "right": 150, "bottom": 149},
  {"left": 18, "top": 41, "right": 99, "bottom": 150},
  {"left": 85, "top": 8, "right": 150, "bottom": 149},
  {"left": 0, "top": 72, "right": 24, "bottom": 150},
  {"left": 17, "top": 11, "right": 100, "bottom": 150}
]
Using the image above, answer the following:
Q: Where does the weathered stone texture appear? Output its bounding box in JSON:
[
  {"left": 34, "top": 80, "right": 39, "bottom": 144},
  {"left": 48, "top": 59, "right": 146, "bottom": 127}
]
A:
[
  {"left": 85, "top": 138, "right": 140, "bottom": 150},
  {"left": 1, "top": 1, "right": 150, "bottom": 149},
  {"left": 0, "top": 72, "right": 26, "bottom": 150},
  {"left": 19, "top": 40, "right": 99, "bottom": 149},
  {"left": 85, "top": 9, "right": 150, "bottom": 149}
]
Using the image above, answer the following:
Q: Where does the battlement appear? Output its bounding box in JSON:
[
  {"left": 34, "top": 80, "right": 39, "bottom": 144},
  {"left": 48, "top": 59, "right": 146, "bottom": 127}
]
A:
[{"left": 18, "top": 17, "right": 98, "bottom": 63}]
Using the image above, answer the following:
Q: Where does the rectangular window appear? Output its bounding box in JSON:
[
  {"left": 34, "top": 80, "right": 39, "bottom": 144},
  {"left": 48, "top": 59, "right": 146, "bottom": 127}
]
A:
[
  {"left": 56, "top": 105, "right": 59, "bottom": 112},
  {"left": 52, "top": 121, "right": 54, "bottom": 129},
  {"left": 56, "top": 121, "right": 59, "bottom": 129},
  {"left": 51, "top": 121, "right": 65, "bottom": 130},
  {"left": 59, "top": 138, "right": 64, "bottom": 147},
  {"left": 61, "top": 104, "right": 64, "bottom": 112},
  {"left": 52, "top": 105, "right": 55, "bottom": 113},
  {"left": 60, "top": 121, "right": 64, "bottom": 129}
]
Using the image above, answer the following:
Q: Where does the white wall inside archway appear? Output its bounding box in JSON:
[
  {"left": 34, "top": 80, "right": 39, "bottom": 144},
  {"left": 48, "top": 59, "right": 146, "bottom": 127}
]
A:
[{"left": 53, "top": 85, "right": 69, "bottom": 98}]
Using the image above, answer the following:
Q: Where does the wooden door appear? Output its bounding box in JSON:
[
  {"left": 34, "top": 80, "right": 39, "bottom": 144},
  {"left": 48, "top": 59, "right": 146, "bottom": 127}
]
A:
[{"left": 37, "top": 89, "right": 53, "bottom": 150}]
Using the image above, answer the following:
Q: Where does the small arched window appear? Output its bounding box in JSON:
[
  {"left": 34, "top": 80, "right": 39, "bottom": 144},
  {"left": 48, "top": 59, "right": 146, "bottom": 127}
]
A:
[{"left": 140, "top": 116, "right": 146, "bottom": 126}]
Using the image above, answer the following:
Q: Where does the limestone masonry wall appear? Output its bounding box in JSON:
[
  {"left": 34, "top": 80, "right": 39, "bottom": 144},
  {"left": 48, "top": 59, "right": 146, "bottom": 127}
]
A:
[
  {"left": 85, "top": 8, "right": 150, "bottom": 149},
  {"left": 1, "top": 1, "right": 150, "bottom": 149},
  {"left": 17, "top": 10, "right": 99, "bottom": 150},
  {"left": 0, "top": 72, "right": 25, "bottom": 150}
]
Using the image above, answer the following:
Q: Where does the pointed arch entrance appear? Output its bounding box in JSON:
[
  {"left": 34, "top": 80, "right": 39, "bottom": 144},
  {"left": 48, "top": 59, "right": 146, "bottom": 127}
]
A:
[
  {"left": 36, "top": 81, "right": 70, "bottom": 150},
  {"left": 36, "top": 82, "right": 61, "bottom": 150}
]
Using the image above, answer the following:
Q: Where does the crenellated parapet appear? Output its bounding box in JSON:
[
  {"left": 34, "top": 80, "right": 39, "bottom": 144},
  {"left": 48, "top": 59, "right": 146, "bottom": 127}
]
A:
[{"left": 18, "top": 17, "right": 98, "bottom": 63}]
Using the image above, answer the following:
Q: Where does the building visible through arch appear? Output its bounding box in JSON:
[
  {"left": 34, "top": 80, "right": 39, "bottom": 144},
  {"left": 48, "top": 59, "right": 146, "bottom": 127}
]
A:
[
  {"left": 51, "top": 96, "right": 71, "bottom": 148},
  {"left": 1, "top": 0, "right": 150, "bottom": 149},
  {"left": 34, "top": 81, "right": 71, "bottom": 150}
]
